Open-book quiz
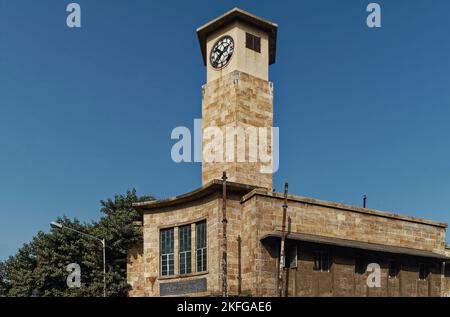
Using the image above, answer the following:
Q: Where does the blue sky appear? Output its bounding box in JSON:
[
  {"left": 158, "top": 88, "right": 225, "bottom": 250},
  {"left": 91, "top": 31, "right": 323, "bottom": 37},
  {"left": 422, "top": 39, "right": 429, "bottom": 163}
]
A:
[{"left": 1, "top": 0, "right": 449, "bottom": 260}]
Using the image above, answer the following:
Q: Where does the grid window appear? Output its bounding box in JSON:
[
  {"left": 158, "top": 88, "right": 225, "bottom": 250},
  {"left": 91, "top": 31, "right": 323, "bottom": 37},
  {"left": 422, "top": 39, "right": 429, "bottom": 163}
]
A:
[
  {"left": 160, "top": 228, "right": 174, "bottom": 276},
  {"left": 196, "top": 221, "right": 207, "bottom": 272},
  {"left": 179, "top": 225, "right": 192, "bottom": 275},
  {"left": 246, "top": 32, "right": 261, "bottom": 53},
  {"left": 314, "top": 252, "right": 330, "bottom": 272},
  {"left": 419, "top": 263, "right": 429, "bottom": 281}
]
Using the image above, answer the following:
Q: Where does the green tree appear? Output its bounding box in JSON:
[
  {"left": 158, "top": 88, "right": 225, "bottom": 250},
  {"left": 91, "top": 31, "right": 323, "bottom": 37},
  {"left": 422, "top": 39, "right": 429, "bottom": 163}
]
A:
[
  {"left": 0, "top": 189, "right": 153, "bottom": 297},
  {"left": 0, "top": 257, "right": 10, "bottom": 296}
]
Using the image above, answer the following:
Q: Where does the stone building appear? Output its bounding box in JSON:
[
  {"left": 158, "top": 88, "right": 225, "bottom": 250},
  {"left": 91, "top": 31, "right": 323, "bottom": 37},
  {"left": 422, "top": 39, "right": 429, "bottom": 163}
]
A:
[{"left": 127, "top": 8, "right": 450, "bottom": 297}]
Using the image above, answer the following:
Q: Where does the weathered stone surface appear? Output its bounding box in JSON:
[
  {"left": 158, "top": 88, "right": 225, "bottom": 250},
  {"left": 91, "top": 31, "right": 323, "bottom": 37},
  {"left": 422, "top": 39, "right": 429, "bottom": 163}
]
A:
[
  {"left": 127, "top": 182, "right": 450, "bottom": 297},
  {"left": 127, "top": 242, "right": 145, "bottom": 297},
  {"left": 245, "top": 190, "right": 447, "bottom": 254},
  {"left": 202, "top": 71, "right": 273, "bottom": 190}
]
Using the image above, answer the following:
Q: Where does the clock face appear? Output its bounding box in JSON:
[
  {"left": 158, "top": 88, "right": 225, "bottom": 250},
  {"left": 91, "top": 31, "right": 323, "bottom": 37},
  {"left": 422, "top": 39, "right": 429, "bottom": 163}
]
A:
[{"left": 210, "top": 36, "right": 234, "bottom": 69}]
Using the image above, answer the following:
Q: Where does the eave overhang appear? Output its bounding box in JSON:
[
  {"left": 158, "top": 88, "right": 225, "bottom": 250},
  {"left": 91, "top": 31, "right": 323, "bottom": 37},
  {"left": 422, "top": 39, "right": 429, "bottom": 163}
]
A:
[
  {"left": 197, "top": 7, "right": 278, "bottom": 66},
  {"left": 133, "top": 180, "right": 258, "bottom": 215}
]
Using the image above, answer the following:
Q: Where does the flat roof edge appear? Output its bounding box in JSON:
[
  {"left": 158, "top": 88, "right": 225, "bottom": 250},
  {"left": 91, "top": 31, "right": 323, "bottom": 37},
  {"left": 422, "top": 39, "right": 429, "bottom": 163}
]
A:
[{"left": 242, "top": 189, "right": 448, "bottom": 229}]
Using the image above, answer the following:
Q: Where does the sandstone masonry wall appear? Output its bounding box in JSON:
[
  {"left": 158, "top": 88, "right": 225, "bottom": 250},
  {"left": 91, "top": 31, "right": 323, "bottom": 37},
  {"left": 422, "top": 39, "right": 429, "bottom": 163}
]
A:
[
  {"left": 249, "top": 191, "right": 447, "bottom": 254},
  {"left": 127, "top": 241, "right": 145, "bottom": 297},
  {"left": 202, "top": 71, "right": 273, "bottom": 189}
]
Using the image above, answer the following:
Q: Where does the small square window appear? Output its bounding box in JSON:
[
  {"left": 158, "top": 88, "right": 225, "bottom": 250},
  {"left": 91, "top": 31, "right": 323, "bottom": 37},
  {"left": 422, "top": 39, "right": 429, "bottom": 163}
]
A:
[{"left": 246, "top": 32, "right": 261, "bottom": 53}]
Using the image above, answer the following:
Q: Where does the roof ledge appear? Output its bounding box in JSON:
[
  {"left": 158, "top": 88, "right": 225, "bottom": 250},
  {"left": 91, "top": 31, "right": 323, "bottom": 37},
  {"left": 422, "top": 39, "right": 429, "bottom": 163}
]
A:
[
  {"left": 242, "top": 190, "right": 448, "bottom": 229},
  {"left": 133, "top": 180, "right": 259, "bottom": 214}
]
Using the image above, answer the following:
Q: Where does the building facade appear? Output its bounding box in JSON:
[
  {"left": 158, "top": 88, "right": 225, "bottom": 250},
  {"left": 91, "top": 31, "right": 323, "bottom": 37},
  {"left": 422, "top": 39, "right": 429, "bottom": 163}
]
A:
[{"left": 127, "top": 8, "right": 450, "bottom": 297}]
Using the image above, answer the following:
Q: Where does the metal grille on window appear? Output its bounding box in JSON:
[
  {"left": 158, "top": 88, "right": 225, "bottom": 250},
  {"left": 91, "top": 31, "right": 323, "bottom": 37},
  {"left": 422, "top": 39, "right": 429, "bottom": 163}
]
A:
[
  {"left": 179, "top": 225, "right": 192, "bottom": 275},
  {"left": 160, "top": 228, "right": 174, "bottom": 276},
  {"left": 196, "top": 221, "right": 207, "bottom": 272}
]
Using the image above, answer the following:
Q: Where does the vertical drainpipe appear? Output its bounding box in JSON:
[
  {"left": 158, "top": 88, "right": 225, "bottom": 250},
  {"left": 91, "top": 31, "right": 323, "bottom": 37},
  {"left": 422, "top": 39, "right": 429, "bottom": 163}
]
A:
[
  {"left": 222, "top": 172, "right": 228, "bottom": 297},
  {"left": 278, "top": 182, "right": 289, "bottom": 297}
]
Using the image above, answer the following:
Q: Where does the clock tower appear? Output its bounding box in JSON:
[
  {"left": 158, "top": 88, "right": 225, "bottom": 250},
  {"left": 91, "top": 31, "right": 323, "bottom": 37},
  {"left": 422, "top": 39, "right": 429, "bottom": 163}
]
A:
[{"left": 197, "top": 8, "right": 278, "bottom": 189}]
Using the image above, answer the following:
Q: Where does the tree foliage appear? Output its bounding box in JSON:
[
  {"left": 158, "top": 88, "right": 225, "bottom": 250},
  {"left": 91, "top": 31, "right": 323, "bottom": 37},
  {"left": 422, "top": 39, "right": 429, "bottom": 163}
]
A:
[{"left": 0, "top": 189, "right": 153, "bottom": 297}]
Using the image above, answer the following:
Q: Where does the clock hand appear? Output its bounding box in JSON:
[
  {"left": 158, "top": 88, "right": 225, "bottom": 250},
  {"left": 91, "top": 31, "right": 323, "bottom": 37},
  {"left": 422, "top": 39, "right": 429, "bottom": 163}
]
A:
[{"left": 216, "top": 43, "right": 229, "bottom": 62}]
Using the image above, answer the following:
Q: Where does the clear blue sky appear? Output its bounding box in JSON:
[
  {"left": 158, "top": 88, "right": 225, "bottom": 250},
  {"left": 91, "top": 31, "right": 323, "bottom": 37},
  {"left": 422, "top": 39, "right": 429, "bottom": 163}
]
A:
[{"left": 1, "top": 0, "right": 449, "bottom": 260}]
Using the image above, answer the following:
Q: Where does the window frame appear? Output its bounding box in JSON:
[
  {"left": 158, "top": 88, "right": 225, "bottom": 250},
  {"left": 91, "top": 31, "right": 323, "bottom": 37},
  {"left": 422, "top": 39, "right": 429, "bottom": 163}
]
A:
[
  {"left": 245, "top": 32, "right": 261, "bottom": 53},
  {"left": 160, "top": 228, "right": 175, "bottom": 277},
  {"left": 178, "top": 224, "right": 192, "bottom": 275},
  {"left": 196, "top": 220, "right": 207, "bottom": 273}
]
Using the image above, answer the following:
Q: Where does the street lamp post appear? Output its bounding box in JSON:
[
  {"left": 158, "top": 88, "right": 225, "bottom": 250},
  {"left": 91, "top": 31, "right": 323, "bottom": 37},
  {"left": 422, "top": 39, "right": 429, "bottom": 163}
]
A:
[{"left": 50, "top": 221, "right": 106, "bottom": 297}]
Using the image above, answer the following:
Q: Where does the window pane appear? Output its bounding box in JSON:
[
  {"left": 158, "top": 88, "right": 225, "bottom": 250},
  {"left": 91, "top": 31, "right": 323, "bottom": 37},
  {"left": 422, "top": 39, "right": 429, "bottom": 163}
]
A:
[
  {"left": 169, "top": 254, "right": 174, "bottom": 276},
  {"left": 186, "top": 252, "right": 192, "bottom": 274},
  {"left": 196, "top": 221, "right": 206, "bottom": 249},
  {"left": 179, "top": 225, "right": 191, "bottom": 252},
  {"left": 197, "top": 250, "right": 202, "bottom": 272},
  {"left": 202, "top": 249, "right": 207, "bottom": 272}
]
